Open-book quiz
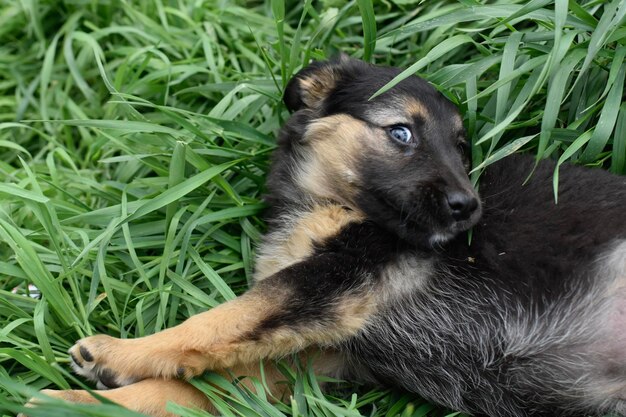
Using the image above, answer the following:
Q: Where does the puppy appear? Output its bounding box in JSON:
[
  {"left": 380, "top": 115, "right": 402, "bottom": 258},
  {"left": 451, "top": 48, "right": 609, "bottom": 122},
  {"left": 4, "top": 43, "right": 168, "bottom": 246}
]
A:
[{"left": 28, "top": 56, "right": 626, "bottom": 417}]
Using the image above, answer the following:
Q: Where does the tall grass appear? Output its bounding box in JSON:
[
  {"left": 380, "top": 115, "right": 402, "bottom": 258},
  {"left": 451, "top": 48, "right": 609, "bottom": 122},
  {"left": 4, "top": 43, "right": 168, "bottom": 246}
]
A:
[{"left": 0, "top": 0, "right": 624, "bottom": 416}]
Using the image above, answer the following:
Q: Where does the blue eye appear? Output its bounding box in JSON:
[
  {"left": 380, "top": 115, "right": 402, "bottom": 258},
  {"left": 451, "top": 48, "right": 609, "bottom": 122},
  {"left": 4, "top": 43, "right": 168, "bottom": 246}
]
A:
[{"left": 388, "top": 126, "right": 412, "bottom": 144}]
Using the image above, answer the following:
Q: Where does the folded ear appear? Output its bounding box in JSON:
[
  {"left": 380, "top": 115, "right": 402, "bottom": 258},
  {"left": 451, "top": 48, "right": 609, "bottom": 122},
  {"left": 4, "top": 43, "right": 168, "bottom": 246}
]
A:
[{"left": 283, "top": 54, "right": 351, "bottom": 112}]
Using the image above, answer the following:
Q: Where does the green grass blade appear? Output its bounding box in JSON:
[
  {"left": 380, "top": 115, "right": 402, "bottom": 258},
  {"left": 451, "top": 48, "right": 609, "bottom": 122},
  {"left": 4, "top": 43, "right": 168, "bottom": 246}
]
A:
[
  {"left": 357, "top": 0, "right": 376, "bottom": 62},
  {"left": 371, "top": 35, "right": 475, "bottom": 99}
]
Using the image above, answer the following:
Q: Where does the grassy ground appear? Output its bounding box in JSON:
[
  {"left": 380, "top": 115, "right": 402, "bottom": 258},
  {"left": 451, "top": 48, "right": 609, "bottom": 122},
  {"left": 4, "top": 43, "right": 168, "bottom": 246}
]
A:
[{"left": 0, "top": 0, "right": 624, "bottom": 416}]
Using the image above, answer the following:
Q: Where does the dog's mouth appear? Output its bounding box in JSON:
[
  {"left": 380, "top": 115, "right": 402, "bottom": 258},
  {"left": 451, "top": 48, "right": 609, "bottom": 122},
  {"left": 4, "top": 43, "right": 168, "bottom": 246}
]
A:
[
  {"left": 373, "top": 193, "right": 481, "bottom": 247},
  {"left": 375, "top": 195, "right": 421, "bottom": 227}
]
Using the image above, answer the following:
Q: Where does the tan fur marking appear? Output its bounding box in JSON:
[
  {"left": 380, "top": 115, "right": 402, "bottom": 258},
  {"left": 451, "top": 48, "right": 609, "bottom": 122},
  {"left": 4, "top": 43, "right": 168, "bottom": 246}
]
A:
[
  {"left": 365, "top": 97, "right": 430, "bottom": 126},
  {"left": 335, "top": 293, "right": 377, "bottom": 334},
  {"left": 299, "top": 67, "right": 337, "bottom": 108},
  {"left": 254, "top": 205, "right": 364, "bottom": 280},
  {"left": 363, "top": 107, "right": 412, "bottom": 127},
  {"left": 405, "top": 98, "right": 429, "bottom": 119},
  {"left": 296, "top": 115, "right": 373, "bottom": 205}
]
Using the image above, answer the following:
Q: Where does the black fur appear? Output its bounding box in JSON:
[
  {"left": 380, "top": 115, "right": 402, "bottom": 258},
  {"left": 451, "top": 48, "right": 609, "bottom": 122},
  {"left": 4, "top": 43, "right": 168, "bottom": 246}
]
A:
[
  {"left": 344, "top": 156, "right": 626, "bottom": 416},
  {"left": 262, "top": 57, "right": 626, "bottom": 417}
]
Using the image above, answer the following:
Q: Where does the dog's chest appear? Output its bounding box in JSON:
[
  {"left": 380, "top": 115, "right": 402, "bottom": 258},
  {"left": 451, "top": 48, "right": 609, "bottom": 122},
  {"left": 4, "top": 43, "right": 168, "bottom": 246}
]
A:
[{"left": 253, "top": 204, "right": 364, "bottom": 281}]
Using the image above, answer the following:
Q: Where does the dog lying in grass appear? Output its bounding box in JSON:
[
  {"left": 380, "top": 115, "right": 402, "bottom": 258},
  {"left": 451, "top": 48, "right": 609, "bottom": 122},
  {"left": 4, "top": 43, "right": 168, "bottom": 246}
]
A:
[{"left": 28, "top": 56, "right": 626, "bottom": 417}]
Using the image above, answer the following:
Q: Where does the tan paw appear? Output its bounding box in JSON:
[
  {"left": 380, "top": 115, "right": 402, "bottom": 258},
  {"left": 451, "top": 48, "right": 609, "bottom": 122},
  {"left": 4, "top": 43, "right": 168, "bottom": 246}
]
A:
[
  {"left": 69, "top": 333, "right": 204, "bottom": 385},
  {"left": 69, "top": 335, "right": 141, "bottom": 389}
]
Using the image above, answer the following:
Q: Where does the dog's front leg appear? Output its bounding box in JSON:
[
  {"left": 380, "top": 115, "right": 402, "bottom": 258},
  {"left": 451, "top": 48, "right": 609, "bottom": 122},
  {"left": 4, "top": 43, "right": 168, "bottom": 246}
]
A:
[{"left": 69, "top": 252, "right": 377, "bottom": 388}]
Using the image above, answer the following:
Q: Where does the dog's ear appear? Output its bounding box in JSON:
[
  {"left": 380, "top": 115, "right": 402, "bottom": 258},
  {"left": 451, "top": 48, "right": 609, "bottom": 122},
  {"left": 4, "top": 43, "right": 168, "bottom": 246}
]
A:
[{"left": 283, "top": 54, "right": 351, "bottom": 112}]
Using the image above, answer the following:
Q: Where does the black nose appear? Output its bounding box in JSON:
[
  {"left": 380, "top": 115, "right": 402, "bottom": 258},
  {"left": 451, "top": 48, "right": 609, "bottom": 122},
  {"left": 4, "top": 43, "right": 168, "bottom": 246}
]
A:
[{"left": 446, "top": 192, "right": 478, "bottom": 221}]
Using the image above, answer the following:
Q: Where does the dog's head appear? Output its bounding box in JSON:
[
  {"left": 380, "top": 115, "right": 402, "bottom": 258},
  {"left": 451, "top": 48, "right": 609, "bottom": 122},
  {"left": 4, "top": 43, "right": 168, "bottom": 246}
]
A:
[{"left": 272, "top": 56, "right": 481, "bottom": 248}]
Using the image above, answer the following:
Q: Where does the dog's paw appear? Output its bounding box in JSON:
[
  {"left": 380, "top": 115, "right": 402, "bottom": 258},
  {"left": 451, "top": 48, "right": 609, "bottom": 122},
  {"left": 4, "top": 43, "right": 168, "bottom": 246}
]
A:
[{"left": 69, "top": 335, "right": 139, "bottom": 389}]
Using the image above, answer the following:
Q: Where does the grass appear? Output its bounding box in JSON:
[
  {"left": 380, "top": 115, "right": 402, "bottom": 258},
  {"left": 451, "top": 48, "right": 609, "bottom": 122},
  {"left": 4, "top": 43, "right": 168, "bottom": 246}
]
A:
[{"left": 0, "top": 0, "right": 624, "bottom": 416}]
